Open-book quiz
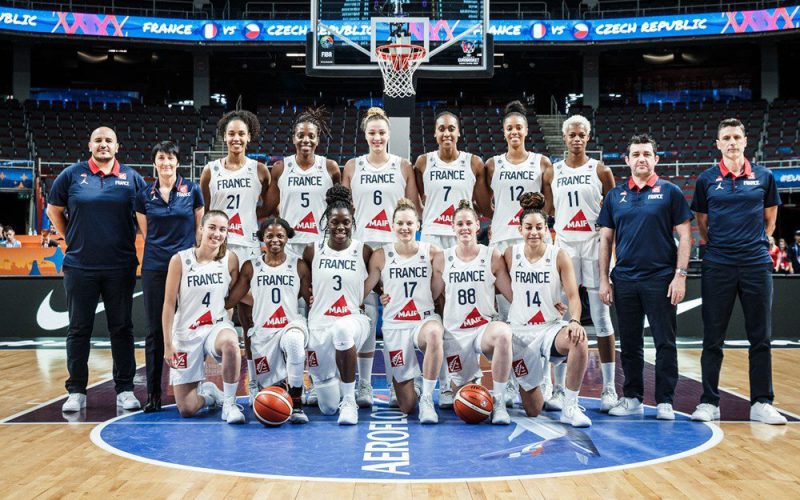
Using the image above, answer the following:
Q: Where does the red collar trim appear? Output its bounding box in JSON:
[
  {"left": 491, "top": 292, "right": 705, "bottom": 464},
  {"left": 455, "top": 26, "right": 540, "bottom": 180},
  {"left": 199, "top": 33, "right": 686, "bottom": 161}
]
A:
[
  {"left": 719, "top": 158, "right": 751, "bottom": 178},
  {"left": 627, "top": 174, "right": 659, "bottom": 191},
  {"left": 88, "top": 158, "right": 121, "bottom": 176}
]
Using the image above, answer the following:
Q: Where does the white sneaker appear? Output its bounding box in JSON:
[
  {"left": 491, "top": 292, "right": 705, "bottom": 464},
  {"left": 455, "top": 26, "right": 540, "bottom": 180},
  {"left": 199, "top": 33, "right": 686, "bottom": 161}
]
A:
[
  {"left": 439, "top": 389, "right": 454, "bottom": 409},
  {"left": 608, "top": 397, "right": 644, "bottom": 416},
  {"left": 545, "top": 386, "right": 565, "bottom": 411},
  {"left": 750, "top": 402, "right": 787, "bottom": 425},
  {"left": 656, "top": 403, "right": 675, "bottom": 420},
  {"left": 504, "top": 380, "right": 518, "bottom": 408},
  {"left": 356, "top": 379, "right": 373, "bottom": 408},
  {"left": 388, "top": 385, "right": 399, "bottom": 407},
  {"left": 222, "top": 397, "right": 246, "bottom": 424},
  {"left": 198, "top": 382, "right": 224, "bottom": 408},
  {"left": 289, "top": 407, "right": 309, "bottom": 424},
  {"left": 304, "top": 385, "right": 318, "bottom": 406},
  {"left": 248, "top": 380, "right": 260, "bottom": 406},
  {"left": 540, "top": 381, "right": 553, "bottom": 403},
  {"left": 418, "top": 394, "right": 438, "bottom": 424},
  {"left": 414, "top": 378, "right": 422, "bottom": 398},
  {"left": 491, "top": 399, "right": 511, "bottom": 425},
  {"left": 62, "top": 393, "right": 86, "bottom": 412},
  {"left": 600, "top": 384, "right": 619, "bottom": 412},
  {"left": 116, "top": 391, "right": 141, "bottom": 410},
  {"left": 338, "top": 395, "right": 359, "bottom": 425},
  {"left": 561, "top": 403, "right": 592, "bottom": 428},
  {"left": 691, "top": 403, "right": 720, "bottom": 422}
]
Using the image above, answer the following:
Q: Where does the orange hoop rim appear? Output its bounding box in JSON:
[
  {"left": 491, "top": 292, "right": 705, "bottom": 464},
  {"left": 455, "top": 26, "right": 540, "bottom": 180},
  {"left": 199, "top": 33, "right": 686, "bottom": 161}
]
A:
[{"left": 375, "top": 43, "right": 427, "bottom": 62}]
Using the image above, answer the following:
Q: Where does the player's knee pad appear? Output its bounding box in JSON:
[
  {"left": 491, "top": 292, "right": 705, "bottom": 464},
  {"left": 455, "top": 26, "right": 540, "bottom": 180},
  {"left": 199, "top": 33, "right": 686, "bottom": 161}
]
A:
[
  {"left": 332, "top": 321, "right": 356, "bottom": 351},
  {"left": 496, "top": 294, "right": 511, "bottom": 322},
  {"left": 586, "top": 288, "right": 614, "bottom": 337},
  {"left": 280, "top": 328, "right": 306, "bottom": 388},
  {"left": 315, "top": 377, "right": 341, "bottom": 415},
  {"left": 361, "top": 292, "right": 379, "bottom": 352}
]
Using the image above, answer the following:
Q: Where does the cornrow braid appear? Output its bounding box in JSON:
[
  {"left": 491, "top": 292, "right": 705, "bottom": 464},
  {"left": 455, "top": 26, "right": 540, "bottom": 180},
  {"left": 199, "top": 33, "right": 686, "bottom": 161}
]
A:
[{"left": 292, "top": 106, "right": 331, "bottom": 139}]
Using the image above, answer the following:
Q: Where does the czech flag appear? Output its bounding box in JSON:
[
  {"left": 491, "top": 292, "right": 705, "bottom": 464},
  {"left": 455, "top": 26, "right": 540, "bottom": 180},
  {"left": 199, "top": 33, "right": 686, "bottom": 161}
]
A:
[
  {"left": 572, "top": 22, "right": 590, "bottom": 39},
  {"left": 244, "top": 23, "right": 260, "bottom": 39}
]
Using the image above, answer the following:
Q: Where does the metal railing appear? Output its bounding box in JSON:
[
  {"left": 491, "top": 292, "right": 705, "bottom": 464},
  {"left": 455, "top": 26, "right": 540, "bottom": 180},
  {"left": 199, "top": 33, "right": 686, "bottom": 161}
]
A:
[
  {"left": 580, "top": 0, "right": 781, "bottom": 19},
  {"left": 10, "top": 0, "right": 212, "bottom": 19}
]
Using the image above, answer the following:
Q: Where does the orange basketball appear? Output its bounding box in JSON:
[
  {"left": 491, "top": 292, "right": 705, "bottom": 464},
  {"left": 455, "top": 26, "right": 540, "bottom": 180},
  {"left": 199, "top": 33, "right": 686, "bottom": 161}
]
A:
[
  {"left": 454, "top": 384, "right": 493, "bottom": 424},
  {"left": 253, "top": 386, "right": 293, "bottom": 426}
]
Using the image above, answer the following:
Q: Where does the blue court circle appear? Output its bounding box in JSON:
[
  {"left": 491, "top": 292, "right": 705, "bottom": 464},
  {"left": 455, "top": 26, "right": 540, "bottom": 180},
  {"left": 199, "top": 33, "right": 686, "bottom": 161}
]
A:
[{"left": 92, "top": 396, "right": 722, "bottom": 482}]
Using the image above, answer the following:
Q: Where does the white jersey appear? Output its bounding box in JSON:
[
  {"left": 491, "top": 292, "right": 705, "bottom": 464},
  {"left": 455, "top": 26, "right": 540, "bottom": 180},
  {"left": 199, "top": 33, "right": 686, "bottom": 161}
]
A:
[
  {"left": 249, "top": 256, "right": 303, "bottom": 335},
  {"left": 551, "top": 158, "right": 603, "bottom": 242},
  {"left": 172, "top": 248, "right": 231, "bottom": 338},
  {"left": 421, "top": 151, "right": 476, "bottom": 236},
  {"left": 278, "top": 154, "right": 333, "bottom": 245},
  {"left": 350, "top": 154, "right": 406, "bottom": 244},
  {"left": 442, "top": 245, "right": 496, "bottom": 333},
  {"left": 208, "top": 157, "right": 262, "bottom": 248},
  {"left": 308, "top": 239, "right": 368, "bottom": 327},
  {"left": 508, "top": 243, "right": 562, "bottom": 329},
  {"left": 490, "top": 153, "right": 543, "bottom": 244},
  {"left": 381, "top": 242, "right": 435, "bottom": 330}
]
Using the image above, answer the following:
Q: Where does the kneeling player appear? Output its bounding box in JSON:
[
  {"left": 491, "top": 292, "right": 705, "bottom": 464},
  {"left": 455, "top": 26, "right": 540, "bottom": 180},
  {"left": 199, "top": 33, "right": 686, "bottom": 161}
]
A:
[
  {"left": 365, "top": 198, "right": 444, "bottom": 423},
  {"left": 226, "top": 217, "right": 312, "bottom": 423},
  {"left": 506, "top": 193, "right": 590, "bottom": 427},
  {"left": 162, "top": 211, "right": 244, "bottom": 424},
  {"left": 433, "top": 200, "right": 515, "bottom": 425}
]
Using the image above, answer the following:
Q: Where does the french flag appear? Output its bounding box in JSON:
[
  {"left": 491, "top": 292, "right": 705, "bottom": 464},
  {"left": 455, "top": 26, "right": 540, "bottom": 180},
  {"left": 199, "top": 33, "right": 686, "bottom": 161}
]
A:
[
  {"left": 202, "top": 23, "right": 218, "bottom": 40},
  {"left": 531, "top": 23, "right": 547, "bottom": 40}
]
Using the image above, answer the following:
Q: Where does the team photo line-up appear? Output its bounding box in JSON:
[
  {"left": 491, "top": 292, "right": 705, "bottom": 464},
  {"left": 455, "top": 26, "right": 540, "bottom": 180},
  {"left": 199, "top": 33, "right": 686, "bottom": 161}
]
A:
[{"left": 45, "top": 100, "right": 787, "bottom": 430}]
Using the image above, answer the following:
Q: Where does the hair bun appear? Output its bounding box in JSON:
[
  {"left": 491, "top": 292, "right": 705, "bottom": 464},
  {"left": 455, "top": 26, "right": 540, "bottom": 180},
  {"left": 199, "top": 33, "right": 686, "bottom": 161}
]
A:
[
  {"left": 395, "top": 197, "right": 415, "bottom": 211},
  {"left": 325, "top": 185, "right": 353, "bottom": 206},
  {"left": 504, "top": 100, "right": 527, "bottom": 117},
  {"left": 366, "top": 107, "right": 387, "bottom": 119},
  {"left": 518, "top": 192, "right": 545, "bottom": 210},
  {"left": 456, "top": 199, "right": 473, "bottom": 210}
]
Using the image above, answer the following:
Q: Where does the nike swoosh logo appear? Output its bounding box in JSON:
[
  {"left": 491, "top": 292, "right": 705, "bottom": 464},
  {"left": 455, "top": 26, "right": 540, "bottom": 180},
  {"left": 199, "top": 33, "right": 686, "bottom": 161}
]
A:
[
  {"left": 643, "top": 297, "right": 702, "bottom": 329},
  {"left": 36, "top": 290, "right": 144, "bottom": 331}
]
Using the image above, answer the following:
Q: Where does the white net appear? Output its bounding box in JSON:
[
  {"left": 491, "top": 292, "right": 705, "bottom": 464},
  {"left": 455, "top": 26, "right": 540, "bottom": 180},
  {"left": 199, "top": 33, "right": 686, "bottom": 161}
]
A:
[{"left": 375, "top": 44, "right": 427, "bottom": 99}]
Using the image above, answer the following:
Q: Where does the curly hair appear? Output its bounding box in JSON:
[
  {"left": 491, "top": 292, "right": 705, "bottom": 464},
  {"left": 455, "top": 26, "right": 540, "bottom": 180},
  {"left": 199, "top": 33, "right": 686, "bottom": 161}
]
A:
[{"left": 217, "top": 109, "right": 261, "bottom": 140}]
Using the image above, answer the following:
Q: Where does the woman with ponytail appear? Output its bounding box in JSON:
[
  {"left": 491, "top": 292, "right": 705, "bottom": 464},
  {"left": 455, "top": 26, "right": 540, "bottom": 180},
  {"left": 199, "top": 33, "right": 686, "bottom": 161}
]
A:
[
  {"left": 342, "top": 107, "right": 421, "bottom": 409},
  {"left": 161, "top": 210, "right": 244, "bottom": 424},
  {"left": 363, "top": 198, "right": 444, "bottom": 423},
  {"left": 431, "top": 199, "right": 514, "bottom": 425},
  {"left": 302, "top": 186, "right": 373, "bottom": 425},
  {"left": 503, "top": 192, "right": 590, "bottom": 427}
]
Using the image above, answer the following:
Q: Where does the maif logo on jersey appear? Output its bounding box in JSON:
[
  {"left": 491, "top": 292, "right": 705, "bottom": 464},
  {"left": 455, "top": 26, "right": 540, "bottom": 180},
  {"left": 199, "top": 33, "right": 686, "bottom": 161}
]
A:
[
  {"left": 228, "top": 213, "right": 245, "bottom": 236},
  {"left": 262, "top": 306, "right": 289, "bottom": 329},
  {"left": 394, "top": 300, "right": 421, "bottom": 321},
  {"left": 527, "top": 311, "right": 546, "bottom": 325},
  {"left": 324, "top": 296, "right": 351, "bottom": 317},
  {"left": 294, "top": 212, "right": 319, "bottom": 234},
  {"left": 189, "top": 310, "right": 213, "bottom": 330},
  {"left": 512, "top": 359, "right": 529, "bottom": 377},
  {"left": 563, "top": 210, "right": 592, "bottom": 232},
  {"left": 254, "top": 356, "right": 270, "bottom": 375},
  {"left": 389, "top": 350, "right": 405, "bottom": 367},
  {"left": 460, "top": 307, "right": 489, "bottom": 329},
  {"left": 509, "top": 207, "right": 523, "bottom": 226},
  {"left": 365, "top": 210, "right": 391, "bottom": 232},
  {"left": 433, "top": 205, "right": 455, "bottom": 225}
]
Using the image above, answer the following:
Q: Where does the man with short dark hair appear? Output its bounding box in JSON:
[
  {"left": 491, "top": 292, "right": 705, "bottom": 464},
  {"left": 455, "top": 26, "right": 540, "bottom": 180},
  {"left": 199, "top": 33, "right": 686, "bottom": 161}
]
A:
[
  {"left": 598, "top": 134, "right": 692, "bottom": 420},
  {"left": 47, "top": 126, "right": 146, "bottom": 413},
  {"left": 690, "top": 118, "right": 785, "bottom": 425}
]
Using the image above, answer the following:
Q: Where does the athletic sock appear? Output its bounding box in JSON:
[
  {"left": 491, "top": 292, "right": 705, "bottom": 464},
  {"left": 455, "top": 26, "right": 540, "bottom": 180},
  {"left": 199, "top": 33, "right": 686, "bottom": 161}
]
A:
[
  {"left": 564, "top": 388, "right": 579, "bottom": 406},
  {"left": 247, "top": 359, "right": 256, "bottom": 380},
  {"left": 357, "top": 356, "right": 373, "bottom": 386},
  {"left": 492, "top": 381, "right": 507, "bottom": 404},
  {"left": 422, "top": 378, "right": 437, "bottom": 397},
  {"left": 601, "top": 362, "right": 615, "bottom": 386},
  {"left": 554, "top": 362, "right": 567, "bottom": 388},
  {"left": 223, "top": 382, "right": 238, "bottom": 401},
  {"left": 341, "top": 381, "right": 356, "bottom": 399}
]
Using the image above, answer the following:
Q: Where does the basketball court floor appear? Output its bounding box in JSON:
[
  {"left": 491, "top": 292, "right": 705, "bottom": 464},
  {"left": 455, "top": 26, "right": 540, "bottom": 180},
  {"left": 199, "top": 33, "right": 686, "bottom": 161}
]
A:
[{"left": 1, "top": 344, "right": 799, "bottom": 498}]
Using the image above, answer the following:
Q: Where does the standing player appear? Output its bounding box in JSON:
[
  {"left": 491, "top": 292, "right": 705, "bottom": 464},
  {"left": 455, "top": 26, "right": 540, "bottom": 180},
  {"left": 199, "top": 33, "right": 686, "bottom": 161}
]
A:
[
  {"left": 265, "top": 107, "right": 340, "bottom": 257},
  {"left": 343, "top": 107, "right": 420, "bottom": 408},
  {"left": 543, "top": 114, "right": 618, "bottom": 412},
  {"left": 200, "top": 110, "right": 271, "bottom": 401},
  {"left": 225, "top": 217, "right": 312, "bottom": 423},
  {"left": 432, "top": 200, "right": 514, "bottom": 425},
  {"left": 364, "top": 198, "right": 444, "bottom": 423},
  {"left": 161, "top": 211, "right": 244, "bottom": 424},
  {"left": 505, "top": 193, "right": 591, "bottom": 427},
  {"left": 303, "top": 186, "right": 373, "bottom": 425},
  {"left": 417, "top": 110, "right": 491, "bottom": 249},
  {"left": 690, "top": 118, "right": 785, "bottom": 425}
]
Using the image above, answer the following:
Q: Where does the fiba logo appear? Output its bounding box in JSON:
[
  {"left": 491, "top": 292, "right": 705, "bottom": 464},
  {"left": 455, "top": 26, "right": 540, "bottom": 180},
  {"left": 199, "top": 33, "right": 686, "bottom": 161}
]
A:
[{"left": 319, "top": 35, "right": 334, "bottom": 49}]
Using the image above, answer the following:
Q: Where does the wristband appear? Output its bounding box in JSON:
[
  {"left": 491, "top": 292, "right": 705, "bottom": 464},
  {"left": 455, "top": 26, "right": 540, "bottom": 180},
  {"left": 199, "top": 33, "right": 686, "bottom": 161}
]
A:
[
  {"left": 676, "top": 268, "right": 688, "bottom": 277},
  {"left": 569, "top": 319, "right": 581, "bottom": 326}
]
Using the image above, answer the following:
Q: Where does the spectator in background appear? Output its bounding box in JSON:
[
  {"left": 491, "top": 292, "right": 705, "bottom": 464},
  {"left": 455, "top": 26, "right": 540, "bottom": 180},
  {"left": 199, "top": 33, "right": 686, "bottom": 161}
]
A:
[
  {"left": 768, "top": 236, "right": 780, "bottom": 270},
  {"left": 0, "top": 224, "right": 6, "bottom": 245},
  {"left": 788, "top": 229, "right": 800, "bottom": 274},
  {"left": 4, "top": 227, "right": 21, "bottom": 248},
  {"left": 776, "top": 238, "right": 793, "bottom": 274}
]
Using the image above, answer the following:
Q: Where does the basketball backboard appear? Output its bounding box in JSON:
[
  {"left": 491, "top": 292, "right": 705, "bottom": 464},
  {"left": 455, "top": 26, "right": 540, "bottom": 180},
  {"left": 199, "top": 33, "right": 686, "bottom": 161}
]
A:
[{"left": 307, "top": 0, "right": 492, "bottom": 79}]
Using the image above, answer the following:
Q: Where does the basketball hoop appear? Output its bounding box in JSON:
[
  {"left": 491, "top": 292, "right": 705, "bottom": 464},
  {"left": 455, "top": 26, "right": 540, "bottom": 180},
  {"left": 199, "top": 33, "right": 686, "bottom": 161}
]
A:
[{"left": 375, "top": 43, "right": 427, "bottom": 99}]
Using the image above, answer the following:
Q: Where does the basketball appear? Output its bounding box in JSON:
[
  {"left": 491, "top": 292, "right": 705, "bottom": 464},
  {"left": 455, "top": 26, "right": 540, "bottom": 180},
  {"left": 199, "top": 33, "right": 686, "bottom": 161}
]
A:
[
  {"left": 454, "top": 384, "right": 493, "bottom": 424},
  {"left": 253, "top": 386, "right": 293, "bottom": 426}
]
